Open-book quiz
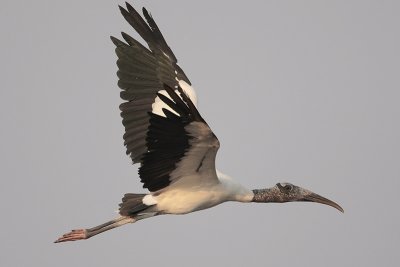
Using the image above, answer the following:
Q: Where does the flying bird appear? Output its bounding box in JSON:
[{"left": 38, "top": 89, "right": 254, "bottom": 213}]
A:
[{"left": 55, "top": 2, "right": 343, "bottom": 243}]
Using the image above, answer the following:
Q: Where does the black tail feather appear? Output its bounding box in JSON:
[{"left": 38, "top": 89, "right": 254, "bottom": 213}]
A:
[{"left": 119, "top": 193, "right": 149, "bottom": 216}]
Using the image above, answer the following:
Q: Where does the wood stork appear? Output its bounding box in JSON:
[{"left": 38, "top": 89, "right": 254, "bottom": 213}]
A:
[{"left": 55, "top": 2, "right": 343, "bottom": 243}]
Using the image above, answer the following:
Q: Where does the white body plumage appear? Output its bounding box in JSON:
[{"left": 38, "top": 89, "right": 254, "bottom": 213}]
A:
[{"left": 146, "top": 171, "right": 254, "bottom": 214}]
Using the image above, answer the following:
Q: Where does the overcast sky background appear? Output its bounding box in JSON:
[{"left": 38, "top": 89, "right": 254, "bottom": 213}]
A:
[{"left": 1, "top": 1, "right": 399, "bottom": 266}]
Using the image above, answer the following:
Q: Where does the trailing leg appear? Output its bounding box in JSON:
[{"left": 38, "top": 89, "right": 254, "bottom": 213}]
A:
[
  {"left": 54, "top": 216, "right": 134, "bottom": 243},
  {"left": 54, "top": 193, "right": 157, "bottom": 243}
]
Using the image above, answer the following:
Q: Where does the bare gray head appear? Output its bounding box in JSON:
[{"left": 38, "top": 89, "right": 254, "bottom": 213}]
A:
[{"left": 252, "top": 183, "right": 344, "bottom": 212}]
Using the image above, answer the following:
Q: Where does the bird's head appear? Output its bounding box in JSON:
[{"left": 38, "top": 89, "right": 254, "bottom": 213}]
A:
[{"left": 252, "top": 183, "right": 343, "bottom": 212}]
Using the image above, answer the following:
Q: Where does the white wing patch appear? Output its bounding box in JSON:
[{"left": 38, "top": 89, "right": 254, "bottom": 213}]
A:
[
  {"left": 142, "top": 194, "right": 158, "bottom": 206},
  {"left": 152, "top": 90, "right": 179, "bottom": 117},
  {"left": 151, "top": 80, "right": 198, "bottom": 117},
  {"left": 178, "top": 80, "right": 197, "bottom": 107}
]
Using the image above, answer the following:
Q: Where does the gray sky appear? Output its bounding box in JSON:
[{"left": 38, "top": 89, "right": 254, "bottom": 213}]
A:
[{"left": 1, "top": 0, "right": 399, "bottom": 266}]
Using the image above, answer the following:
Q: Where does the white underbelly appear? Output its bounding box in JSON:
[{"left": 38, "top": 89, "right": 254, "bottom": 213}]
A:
[
  {"left": 153, "top": 177, "right": 254, "bottom": 214},
  {"left": 145, "top": 172, "right": 254, "bottom": 214},
  {"left": 155, "top": 188, "right": 227, "bottom": 214}
]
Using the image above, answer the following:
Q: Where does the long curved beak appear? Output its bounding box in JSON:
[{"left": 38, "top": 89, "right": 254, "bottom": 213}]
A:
[{"left": 304, "top": 193, "right": 344, "bottom": 213}]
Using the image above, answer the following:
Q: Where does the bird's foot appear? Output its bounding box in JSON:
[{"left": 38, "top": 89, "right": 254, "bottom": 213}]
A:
[{"left": 54, "top": 229, "right": 87, "bottom": 243}]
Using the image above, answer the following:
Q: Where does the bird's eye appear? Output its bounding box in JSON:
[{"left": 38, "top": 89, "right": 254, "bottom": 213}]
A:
[{"left": 284, "top": 185, "right": 292, "bottom": 191}]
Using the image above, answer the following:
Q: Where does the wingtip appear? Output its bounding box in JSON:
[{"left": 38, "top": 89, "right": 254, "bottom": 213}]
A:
[
  {"left": 142, "top": 7, "right": 149, "bottom": 16},
  {"left": 110, "top": 35, "right": 119, "bottom": 46},
  {"left": 121, "top": 31, "right": 130, "bottom": 40},
  {"left": 125, "top": 1, "right": 134, "bottom": 12},
  {"left": 119, "top": 4, "right": 128, "bottom": 16}
]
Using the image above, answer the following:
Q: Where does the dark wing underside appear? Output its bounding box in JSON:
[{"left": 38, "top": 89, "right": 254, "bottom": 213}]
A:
[
  {"left": 139, "top": 85, "right": 220, "bottom": 192},
  {"left": 111, "top": 3, "right": 219, "bottom": 192},
  {"left": 111, "top": 2, "right": 191, "bottom": 163}
]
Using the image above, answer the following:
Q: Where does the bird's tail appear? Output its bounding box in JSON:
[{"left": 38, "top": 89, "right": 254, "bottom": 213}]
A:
[{"left": 119, "top": 193, "right": 149, "bottom": 216}]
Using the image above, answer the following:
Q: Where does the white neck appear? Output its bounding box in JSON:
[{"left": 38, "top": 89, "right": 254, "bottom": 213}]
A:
[{"left": 217, "top": 170, "right": 254, "bottom": 202}]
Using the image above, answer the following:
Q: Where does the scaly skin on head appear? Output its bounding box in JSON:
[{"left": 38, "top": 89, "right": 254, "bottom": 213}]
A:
[{"left": 252, "top": 183, "right": 344, "bottom": 212}]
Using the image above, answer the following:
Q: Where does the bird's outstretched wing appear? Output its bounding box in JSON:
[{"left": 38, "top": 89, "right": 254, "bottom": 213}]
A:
[
  {"left": 110, "top": 2, "right": 194, "bottom": 163},
  {"left": 111, "top": 3, "right": 218, "bottom": 192},
  {"left": 139, "top": 84, "right": 220, "bottom": 192}
]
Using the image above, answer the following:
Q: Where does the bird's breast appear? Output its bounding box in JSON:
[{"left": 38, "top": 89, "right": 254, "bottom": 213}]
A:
[
  {"left": 154, "top": 178, "right": 253, "bottom": 214},
  {"left": 155, "top": 187, "right": 225, "bottom": 214}
]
